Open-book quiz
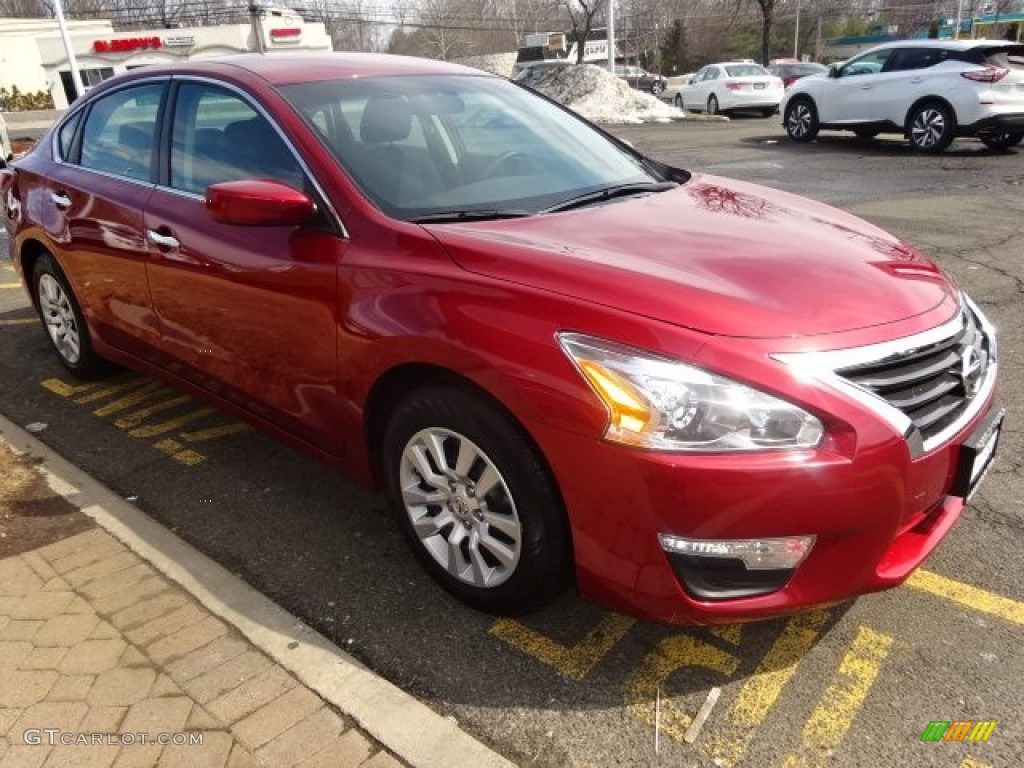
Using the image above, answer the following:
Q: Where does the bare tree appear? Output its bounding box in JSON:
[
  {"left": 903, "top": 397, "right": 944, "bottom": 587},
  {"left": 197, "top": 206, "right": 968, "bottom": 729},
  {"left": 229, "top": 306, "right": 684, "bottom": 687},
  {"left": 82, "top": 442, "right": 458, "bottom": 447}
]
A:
[
  {"left": 419, "top": 0, "right": 478, "bottom": 60},
  {"left": 563, "top": 0, "right": 606, "bottom": 64},
  {"left": 748, "top": 0, "right": 775, "bottom": 64},
  {"left": 305, "top": 0, "right": 383, "bottom": 52}
]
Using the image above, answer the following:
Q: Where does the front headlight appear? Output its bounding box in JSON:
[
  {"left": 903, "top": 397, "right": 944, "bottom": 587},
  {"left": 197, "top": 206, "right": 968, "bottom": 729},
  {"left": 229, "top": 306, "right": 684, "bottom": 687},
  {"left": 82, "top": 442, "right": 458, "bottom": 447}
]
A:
[{"left": 558, "top": 333, "right": 824, "bottom": 452}]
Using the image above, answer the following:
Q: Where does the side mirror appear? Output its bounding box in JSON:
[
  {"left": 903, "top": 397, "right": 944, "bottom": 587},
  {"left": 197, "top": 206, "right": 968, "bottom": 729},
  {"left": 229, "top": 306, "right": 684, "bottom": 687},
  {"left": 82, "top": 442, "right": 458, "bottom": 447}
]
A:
[
  {"left": 828, "top": 64, "right": 839, "bottom": 78},
  {"left": 205, "top": 180, "right": 314, "bottom": 226}
]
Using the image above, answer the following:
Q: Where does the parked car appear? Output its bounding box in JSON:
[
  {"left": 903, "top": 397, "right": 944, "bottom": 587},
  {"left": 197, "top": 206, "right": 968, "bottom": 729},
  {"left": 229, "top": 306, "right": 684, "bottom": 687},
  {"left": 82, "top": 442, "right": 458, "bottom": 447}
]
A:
[
  {"left": 1, "top": 53, "right": 1001, "bottom": 625},
  {"left": 766, "top": 60, "right": 829, "bottom": 87},
  {"left": 782, "top": 39, "right": 1024, "bottom": 152},
  {"left": 679, "top": 61, "right": 784, "bottom": 116},
  {"left": 612, "top": 64, "right": 667, "bottom": 95},
  {"left": 665, "top": 73, "right": 696, "bottom": 106},
  {"left": 0, "top": 112, "right": 11, "bottom": 166}
]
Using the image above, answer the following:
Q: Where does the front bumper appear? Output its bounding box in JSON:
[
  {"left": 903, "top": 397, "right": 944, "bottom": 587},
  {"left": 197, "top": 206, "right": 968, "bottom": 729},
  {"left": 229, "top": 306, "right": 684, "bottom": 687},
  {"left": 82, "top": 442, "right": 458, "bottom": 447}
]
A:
[{"left": 531, "top": 386, "right": 997, "bottom": 625}]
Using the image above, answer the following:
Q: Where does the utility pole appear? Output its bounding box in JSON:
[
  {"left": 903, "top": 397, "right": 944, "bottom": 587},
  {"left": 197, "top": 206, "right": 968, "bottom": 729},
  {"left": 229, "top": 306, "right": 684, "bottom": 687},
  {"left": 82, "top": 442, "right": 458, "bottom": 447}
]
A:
[
  {"left": 53, "top": 0, "right": 85, "bottom": 101},
  {"left": 953, "top": 0, "right": 963, "bottom": 40},
  {"left": 794, "top": 0, "right": 801, "bottom": 59},
  {"left": 607, "top": 0, "right": 616, "bottom": 72},
  {"left": 248, "top": 3, "right": 266, "bottom": 53}
]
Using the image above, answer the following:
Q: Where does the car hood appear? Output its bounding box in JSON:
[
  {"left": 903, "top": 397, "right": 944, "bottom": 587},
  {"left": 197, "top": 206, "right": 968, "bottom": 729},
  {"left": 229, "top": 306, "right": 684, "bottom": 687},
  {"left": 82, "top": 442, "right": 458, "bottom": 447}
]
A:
[{"left": 425, "top": 174, "right": 956, "bottom": 338}]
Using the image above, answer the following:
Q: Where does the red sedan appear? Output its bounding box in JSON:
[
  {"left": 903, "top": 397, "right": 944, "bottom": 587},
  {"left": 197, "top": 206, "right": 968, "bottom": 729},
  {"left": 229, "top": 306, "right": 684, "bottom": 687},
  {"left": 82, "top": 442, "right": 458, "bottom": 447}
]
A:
[{"left": 0, "top": 54, "right": 1001, "bottom": 625}]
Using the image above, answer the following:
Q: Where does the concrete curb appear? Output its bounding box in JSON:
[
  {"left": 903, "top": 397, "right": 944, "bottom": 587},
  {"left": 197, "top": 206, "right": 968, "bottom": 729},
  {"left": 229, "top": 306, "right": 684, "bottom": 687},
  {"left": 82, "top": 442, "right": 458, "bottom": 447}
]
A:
[{"left": 0, "top": 411, "right": 515, "bottom": 768}]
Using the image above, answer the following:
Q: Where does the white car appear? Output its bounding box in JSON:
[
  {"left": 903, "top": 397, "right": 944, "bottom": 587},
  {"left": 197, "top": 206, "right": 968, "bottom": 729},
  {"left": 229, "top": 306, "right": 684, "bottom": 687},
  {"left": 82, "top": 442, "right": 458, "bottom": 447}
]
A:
[
  {"left": 678, "top": 62, "right": 783, "bottom": 116},
  {"left": 782, "top": 39, "right": 1024, "bottom": 153},
  {"left": 0, "top": 113, "right": 10, "bottom": 164},
  {"left": 664, "top": 73, "right": 696, "bottom": 105}
]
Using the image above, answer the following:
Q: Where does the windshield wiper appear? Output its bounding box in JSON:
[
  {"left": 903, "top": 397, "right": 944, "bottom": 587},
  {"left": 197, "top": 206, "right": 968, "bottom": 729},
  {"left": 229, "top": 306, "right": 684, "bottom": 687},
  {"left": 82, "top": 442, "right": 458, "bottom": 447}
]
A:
[
  {"left": 410, "top": 209, "right": 531, "bottom": 224},
  {"left": 540, "top": 181, "right": 677, "bottom": 214}
]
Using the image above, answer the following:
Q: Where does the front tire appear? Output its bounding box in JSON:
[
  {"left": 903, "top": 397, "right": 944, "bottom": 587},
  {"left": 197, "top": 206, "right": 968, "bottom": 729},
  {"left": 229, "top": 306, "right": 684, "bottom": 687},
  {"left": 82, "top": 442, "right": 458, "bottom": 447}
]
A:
[
  {"left": 674, "top": 93, "right": 683, "bottom": 109},
  {"left": 32, "top": 251, "right": 109, "bottom": 379},
  {"left": 382, "top": 386, "right": 571, "bottom": 615},
  {"left": 651, "top": 81, "right": 665, "bottom": 96},
  {"left": 979, "top": 129, "right": 1023, "bottom": 150},
  {"left": 785, "top": 98, "right": 819, "bottom": 142},
  {"left": 907, "top": 102, "right": 955, "bottom": 153}
]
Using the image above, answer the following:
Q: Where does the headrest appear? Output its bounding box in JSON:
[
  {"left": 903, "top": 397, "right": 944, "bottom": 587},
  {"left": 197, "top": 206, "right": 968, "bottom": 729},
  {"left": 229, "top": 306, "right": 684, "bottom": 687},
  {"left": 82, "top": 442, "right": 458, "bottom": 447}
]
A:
[{"left": 360, "top": 94, "right": 412, "bottom": 144}]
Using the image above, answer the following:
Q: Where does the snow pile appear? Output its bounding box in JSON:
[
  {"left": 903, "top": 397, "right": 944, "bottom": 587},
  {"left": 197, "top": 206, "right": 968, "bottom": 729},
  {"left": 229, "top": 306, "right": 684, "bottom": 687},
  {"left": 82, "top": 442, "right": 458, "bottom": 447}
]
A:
[
  {"left": 525, "top": 63, "right": 684, "bottom": 124},
  {"left": 456, "top": 52, "right": 518, "bottom": 78}
]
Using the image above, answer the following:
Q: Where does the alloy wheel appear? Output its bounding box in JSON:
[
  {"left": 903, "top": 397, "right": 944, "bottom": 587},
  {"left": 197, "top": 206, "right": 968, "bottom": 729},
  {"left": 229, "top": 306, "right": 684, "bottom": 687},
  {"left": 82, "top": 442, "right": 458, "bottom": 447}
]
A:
[
  {"left": 399, "top": 427, "right": 522, "bottom": 589},
  {"left": 788, "top": 103, "right": 813, "bottom": 138},
  {"left": 910, "top": 107, "right": 948, "bottom": 150},
  {"left": 37, "top": 273, "right": 81, "bottom": 365}
]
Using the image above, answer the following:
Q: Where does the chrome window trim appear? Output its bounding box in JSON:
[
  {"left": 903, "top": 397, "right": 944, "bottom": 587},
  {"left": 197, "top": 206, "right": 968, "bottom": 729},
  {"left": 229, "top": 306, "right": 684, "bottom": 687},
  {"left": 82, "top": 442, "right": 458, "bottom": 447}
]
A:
[
  {"left": 773, "top": 296, "right": 998, "bottom": 458},
  {"left": 50, "top": 73, "right": 348, "bottom": 238},
  {"left": 163, "top": 75, "right": 347, "bottom": 238}
]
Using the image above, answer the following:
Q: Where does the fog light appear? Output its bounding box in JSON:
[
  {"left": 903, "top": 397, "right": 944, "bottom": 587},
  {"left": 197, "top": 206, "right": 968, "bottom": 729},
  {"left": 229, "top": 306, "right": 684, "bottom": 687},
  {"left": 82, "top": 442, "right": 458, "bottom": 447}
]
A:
[{"left": 658, "top": 534, "right": 815, "bottom": 570}]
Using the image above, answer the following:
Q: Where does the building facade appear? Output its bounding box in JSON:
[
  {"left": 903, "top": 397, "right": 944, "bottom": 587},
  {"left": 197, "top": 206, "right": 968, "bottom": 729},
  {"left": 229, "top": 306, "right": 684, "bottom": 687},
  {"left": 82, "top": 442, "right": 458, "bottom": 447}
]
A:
[{"left": 1, "top": 8, "right": 331, "bottom": 110}]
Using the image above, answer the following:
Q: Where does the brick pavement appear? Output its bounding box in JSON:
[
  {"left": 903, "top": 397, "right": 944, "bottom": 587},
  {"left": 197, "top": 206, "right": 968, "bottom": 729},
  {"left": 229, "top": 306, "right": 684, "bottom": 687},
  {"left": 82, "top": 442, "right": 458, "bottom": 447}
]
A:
[{"left": 0, "top": 528, "right": 406, "bottom": 768}]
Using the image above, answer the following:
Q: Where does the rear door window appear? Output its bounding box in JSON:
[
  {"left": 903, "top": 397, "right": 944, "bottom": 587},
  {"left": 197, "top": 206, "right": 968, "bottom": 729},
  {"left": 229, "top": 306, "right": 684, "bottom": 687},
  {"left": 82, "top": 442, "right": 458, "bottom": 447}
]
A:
[{"left": 79, "top": 84, "right": 164, "bottom": 181}]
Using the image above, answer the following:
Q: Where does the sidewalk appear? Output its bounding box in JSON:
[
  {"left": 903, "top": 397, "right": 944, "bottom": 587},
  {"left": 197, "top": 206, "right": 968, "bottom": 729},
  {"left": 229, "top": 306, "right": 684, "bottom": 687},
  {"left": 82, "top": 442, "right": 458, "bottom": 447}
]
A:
[{"left": 0, "top": 416, "right": 514, "bottom": 768}]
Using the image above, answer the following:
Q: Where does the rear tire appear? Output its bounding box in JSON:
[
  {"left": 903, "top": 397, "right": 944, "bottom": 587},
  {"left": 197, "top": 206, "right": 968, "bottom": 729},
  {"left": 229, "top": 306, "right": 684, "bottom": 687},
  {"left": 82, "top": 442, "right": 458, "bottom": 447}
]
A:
[
  {"left": 785, "top": 98, "right": 819, "bottom": 142},
  {"left": 32, "top": 251, "right": 110, "bottom": 379},
  {"left": 907, "top": 102, "right": 955, "bottom": 153},
  {"left": 707, "top": 95, "right": 720, "bottom": 115},
  {"left": 979, "top": 129, "right": 1023, "bottom": 150},
  {"left": 382, "top": 386, "right": 572, "bottom": 615}
]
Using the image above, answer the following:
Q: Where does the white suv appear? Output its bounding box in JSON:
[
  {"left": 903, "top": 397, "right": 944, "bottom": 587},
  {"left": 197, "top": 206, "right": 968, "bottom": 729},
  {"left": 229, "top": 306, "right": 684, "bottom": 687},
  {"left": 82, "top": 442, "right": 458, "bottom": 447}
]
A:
[{"left": 782, "top": 40, "right": 1024, "bottom": 152}]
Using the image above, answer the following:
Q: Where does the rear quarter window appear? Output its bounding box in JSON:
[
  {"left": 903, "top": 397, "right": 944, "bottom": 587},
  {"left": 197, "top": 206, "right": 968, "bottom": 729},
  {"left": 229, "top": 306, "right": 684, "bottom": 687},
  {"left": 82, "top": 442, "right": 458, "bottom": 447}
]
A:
[{"left": 57, "top": 112, "right": 82, "bottom": 161}]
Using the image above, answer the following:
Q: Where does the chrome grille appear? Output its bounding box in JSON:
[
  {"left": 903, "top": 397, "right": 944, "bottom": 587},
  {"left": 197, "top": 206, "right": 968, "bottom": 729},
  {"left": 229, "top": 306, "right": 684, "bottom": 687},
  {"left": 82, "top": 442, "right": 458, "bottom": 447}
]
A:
[{"left": 834, "top": 305, "right": 994, "bottom": 445}]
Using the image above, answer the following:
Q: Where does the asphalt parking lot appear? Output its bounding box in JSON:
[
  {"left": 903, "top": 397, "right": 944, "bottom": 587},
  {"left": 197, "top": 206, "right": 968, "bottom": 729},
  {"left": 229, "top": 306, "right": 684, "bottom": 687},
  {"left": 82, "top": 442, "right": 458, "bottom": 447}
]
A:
[{"left": 2, "top": 119, "right": 1022, "bottom": 768}]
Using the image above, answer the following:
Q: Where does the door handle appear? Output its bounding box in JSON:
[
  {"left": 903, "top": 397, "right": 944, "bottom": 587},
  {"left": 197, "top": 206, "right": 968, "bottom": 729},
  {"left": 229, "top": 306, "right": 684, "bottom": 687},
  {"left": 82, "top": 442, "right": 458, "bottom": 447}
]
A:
[
  {"left": 860, "top": 85, "right": 873, "bottom": 90},
  {"left": 50, "top": 192, "right": 71, "bottom": 209},
  {"left": 146, "top": 229, "right": 180, "bottom": 250},
  {"left": 910, "top": 77, "right": 923, "bottom": 84}
]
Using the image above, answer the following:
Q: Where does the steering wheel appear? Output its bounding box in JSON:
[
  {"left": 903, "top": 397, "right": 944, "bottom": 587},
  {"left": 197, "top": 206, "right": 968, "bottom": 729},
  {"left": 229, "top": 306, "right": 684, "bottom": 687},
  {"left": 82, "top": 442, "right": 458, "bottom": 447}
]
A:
[{"left": 483, "top": 151, "right": 535, "bottom": 178}]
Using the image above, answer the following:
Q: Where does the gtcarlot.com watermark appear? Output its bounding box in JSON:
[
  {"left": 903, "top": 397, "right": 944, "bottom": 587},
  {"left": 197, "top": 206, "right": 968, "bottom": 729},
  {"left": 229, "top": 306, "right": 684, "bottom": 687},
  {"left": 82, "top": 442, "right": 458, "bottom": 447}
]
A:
[{"left": 24, "top": 729, "right": 203, "bottom": 747}]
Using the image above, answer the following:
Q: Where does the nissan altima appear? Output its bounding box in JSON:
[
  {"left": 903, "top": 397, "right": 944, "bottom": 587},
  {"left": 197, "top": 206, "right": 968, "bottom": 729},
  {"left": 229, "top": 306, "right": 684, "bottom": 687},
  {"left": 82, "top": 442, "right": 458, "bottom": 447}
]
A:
[{"left": 1, "top": 53, "right": 1001, "bottom": 625}]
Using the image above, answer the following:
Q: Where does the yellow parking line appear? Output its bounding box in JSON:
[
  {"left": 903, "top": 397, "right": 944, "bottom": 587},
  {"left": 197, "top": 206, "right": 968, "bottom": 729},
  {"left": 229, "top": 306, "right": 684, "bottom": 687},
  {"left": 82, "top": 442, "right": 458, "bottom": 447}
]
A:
[
  {"left": 154, "top": 438, "right": 205, "bottom": 467},
  {"left": 129, "top": 408, "right": 216, "bottom": 438},
  {"left": 74, "top": 376, "right": 149, "bottom": 404},
  {"left": 179, "top": 423, "right": 250, "bottom": 443},
  {"left": 705, "top": 610, "right": 830, "bottom": 767},
  {"left": 908, "top": 569, "right": 1024, "bottom": 628},
  {"left": 489, "top": 614, "right": 635, "bottom": 681},
  {"left": 1, "top": 282, "right": 23, "bottom": 288},
  {"left": 0, "top": 318, "right": 36, "bottom": 326},
  {"left": 92, "top": 381, "right": 167, "bottom": 417},
  {"left": 781, "top": 625, "right": 893, "bottom": 768},
  {"left": 960, "top": 757, "right": 994, "bottom": 768},
  {"left": 113, "top": 395, "right": 192, "bottom": 429}
]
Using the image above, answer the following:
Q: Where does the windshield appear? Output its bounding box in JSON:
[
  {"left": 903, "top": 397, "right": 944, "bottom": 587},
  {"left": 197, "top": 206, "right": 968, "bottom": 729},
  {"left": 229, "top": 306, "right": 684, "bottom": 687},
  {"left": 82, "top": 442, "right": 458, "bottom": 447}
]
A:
[
  {"left": 279, "top": 75, "right": 663, "bottom": 220},
  {"left": 724, "top": 65, "right": 769, "bottom": 77}
]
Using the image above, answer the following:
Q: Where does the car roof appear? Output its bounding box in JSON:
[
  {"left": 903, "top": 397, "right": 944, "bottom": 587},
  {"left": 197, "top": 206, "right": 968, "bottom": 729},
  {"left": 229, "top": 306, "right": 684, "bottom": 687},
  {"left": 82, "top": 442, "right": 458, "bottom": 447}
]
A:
[
  {"left": 116, "top": 52, "right": 493, "bottom": 86},
  {"left": 867, "top": 38, "right": 1018, "bottom": 53}
]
